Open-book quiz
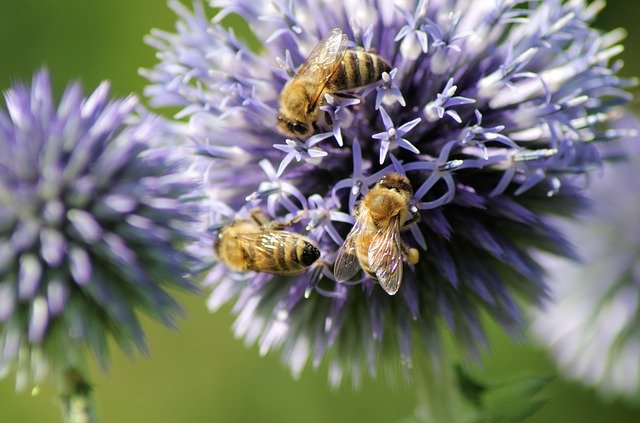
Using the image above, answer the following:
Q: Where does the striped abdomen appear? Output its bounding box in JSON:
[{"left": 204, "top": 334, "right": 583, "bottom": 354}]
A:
[
  {"left": 248, "top": 231, "right": 320, "bottom": 275},
  {"left": 327, "top": 50, "right": 391, "bottom": 92}
]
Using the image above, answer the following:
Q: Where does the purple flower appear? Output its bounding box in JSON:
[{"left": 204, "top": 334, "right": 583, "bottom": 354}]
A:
[
  {"left": 273, "top": 132, "right": 331, "bottom": 176},
  {"left": 319, "top": 94, "right": 361, "bottom": 147},
  {"left": 423, "top": 77, "right": 476, "bottom": 123},
  {"left": 144, "top": 0, "right": 635, "bottom": 386},
  {"left": 0, "top": 70, "right": 198, "bottom": 389},
  {"left": 532, "top": 120, "right": 640, "bottom": 401},
  {"left": 395, "top": 0, "right": 431, "bottom": 60},
  {"left": 371, "top": 107, "right": 421, "bottom": 164},
  {"left": 375, "top": 68, "right": 406, "bottom": 109}
]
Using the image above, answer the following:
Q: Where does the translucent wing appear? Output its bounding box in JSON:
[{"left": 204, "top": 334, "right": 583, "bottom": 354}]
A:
[
  {"left": 293, "top": 28, "right": 348, "bottom": 110},
  {"left": 333, "top": 213, "right": 365, "bottom": 282},
  {"left": 368, "top": 217, "right": 404, "bottom": 295}
]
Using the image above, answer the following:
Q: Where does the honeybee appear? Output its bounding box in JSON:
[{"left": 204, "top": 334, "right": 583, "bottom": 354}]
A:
[
  {"left": 277, "top": 28, "right": 391, "bottom": 138},
  {"left": 215, "top": 209, "right": 321, "bottom": 275},
  {"left": 334, "top": 173, "right": 420, "bottom": 295}
]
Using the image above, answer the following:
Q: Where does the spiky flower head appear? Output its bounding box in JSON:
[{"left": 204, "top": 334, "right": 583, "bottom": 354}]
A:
[
  {"left": 0, "top": 69, "right": 198, "bottom": 388},
  {"left": 143, "top": 0, "right": 635, "bottom": 385},
  {"left": 532, "top": 122, "right": 640, "bottom": 401}
]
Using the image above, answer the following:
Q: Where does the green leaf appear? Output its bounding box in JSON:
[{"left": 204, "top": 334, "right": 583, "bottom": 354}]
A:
[{"left": 456, "top": 365, "right": 553, "bottom": 423}]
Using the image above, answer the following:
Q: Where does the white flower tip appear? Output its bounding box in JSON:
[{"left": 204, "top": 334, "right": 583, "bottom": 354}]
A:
[
  {"left": 400, "top": 34, "right": 422, "bottom": 61},
  {"left": 276, "top": 308, "right": 289, "bottom": 321}
]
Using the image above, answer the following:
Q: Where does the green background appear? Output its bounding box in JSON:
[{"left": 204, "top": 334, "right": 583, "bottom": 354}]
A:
[{"left": 0, "top": 1, "right": 639, "bottom": 422}]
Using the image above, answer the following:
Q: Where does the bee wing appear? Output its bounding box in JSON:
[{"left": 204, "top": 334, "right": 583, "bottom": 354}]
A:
[
  {"left": 333, "top": 214, "right": 365, "bottom": 282},
  {"left": 368, "top": 218, "right": 404, "bottom": 295},
  {"left": 294, "top": 28, "right": 348, "bottom": 110},
  {"left": 235, "top": 231, "right": 277, "bottom": 257}
]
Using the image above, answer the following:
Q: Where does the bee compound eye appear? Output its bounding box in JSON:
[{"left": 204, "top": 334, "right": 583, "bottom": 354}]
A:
[{"left": 291, "top": 121, "right": 308, "bottom": 135}]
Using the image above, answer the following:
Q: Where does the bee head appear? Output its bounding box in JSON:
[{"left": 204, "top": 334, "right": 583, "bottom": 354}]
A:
[
  {"left": 210, "top": 221, "right": 230, "bottom": 256},
  {"left": 378, "top": 172, "right": 413, "bottom": 196}
]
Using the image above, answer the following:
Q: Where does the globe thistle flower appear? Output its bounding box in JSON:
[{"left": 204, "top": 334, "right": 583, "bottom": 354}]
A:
[
  {"left": 0, "top": 69, "right": 198, "bottom": 391},
  {"left": 532, "top": 122, "right": 640, "bottom": 402},
  {"left": 143, "top": 0, "right": 635, "bottom": 386}
]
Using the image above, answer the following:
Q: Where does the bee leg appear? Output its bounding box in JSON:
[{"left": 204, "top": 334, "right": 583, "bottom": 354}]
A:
[
  {"left": 401, "top": 205, "right": 421, "bottom": 229},
  {"left": 262, "top": 210, "right": 308, "bottom": 230},
  {"left": 401, "top": 243, "right": 420, "bottom": 265},
  {"left": 249, "top": 208, "right": 271, "bottom": 226}
]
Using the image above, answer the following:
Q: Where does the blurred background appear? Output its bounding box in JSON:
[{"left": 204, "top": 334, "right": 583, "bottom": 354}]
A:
[{"left": 0, "top": 1, "right": 639, "bottom": 422}]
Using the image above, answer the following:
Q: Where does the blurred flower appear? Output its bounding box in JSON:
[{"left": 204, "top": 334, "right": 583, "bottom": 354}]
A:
[
  {"left": 532, "top": 120, "right": 640, "bottom": 401},
  {"left": 0, "top": 69, "right": 198, "bottom": 389},
  {"left": 144, "top": 0, "right": 635, "bottom": 385}
]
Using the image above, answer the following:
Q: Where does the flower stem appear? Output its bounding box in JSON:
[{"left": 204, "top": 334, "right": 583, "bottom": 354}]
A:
[
  {"left": 412, "top": 357, "right": 467, "bottom": 423},
  {"left": 57, "top": 368, "right": 97, "bottom": 423}
]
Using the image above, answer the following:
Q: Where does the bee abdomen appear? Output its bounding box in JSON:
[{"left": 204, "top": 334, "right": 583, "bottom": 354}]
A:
[
  {"left": 332, "top": 50, "right": 391, "bottom": 91},
  {"left": 272, "top": 235, "right": 320, "bottom": 272},
  {"left": 298, "top": 240, "right": 321, "bottom": 266}
]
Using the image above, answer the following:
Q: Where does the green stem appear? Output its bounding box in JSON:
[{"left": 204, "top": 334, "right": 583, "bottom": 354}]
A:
[
  {"left": 57, "top": 368, "right": 97, "bottom": 423},
  {"left": 412, "top": 358, "right": 466, "bottom": 423}
]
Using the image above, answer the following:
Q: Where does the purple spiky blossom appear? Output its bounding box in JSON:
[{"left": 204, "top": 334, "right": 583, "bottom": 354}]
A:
[
  {"left": 532, "top": 121, "right": 640, "bottom": 401},
  {"left": 143, "top": 0, "right": 636, "bottom": 386},
  {"left": 0, "top": 69, "right": 199, "bottom": 389}
]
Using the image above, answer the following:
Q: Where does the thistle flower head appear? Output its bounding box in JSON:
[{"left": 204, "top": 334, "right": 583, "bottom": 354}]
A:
[
  {"left": 144, "top": 0, "right": 635, "bottom": 386},
  {"left": 0, "top": 69, "right": 198, "bottom": 388},
  {"left": 532, "top": 123, "right": 640, "bottom": 401}
]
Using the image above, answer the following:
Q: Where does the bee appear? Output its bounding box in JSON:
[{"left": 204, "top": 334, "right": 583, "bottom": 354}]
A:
[
  {"left": 214, "top": 209, "right": 321, "bottom": 275},
  {"left": 277, "top": 28, "right": 392, "bottom": 138},
  {"left": 334, "top": 173, "right": 420, "bottom": 295}
]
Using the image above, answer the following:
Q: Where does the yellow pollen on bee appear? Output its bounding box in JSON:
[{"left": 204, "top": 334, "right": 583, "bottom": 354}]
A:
[{"left": 406, "top": 248, "right": 419, "bottom": 264}]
